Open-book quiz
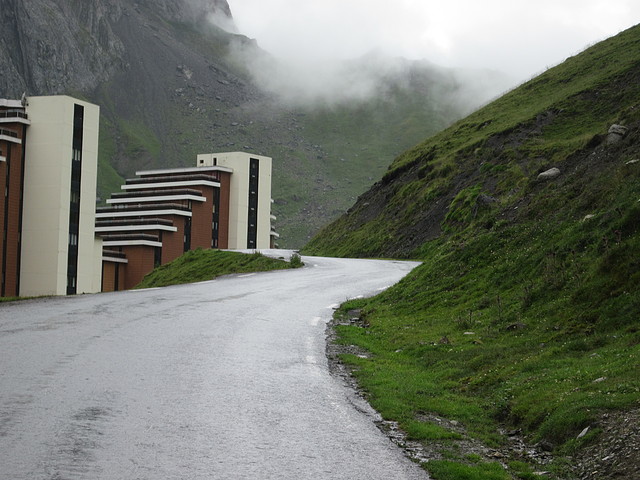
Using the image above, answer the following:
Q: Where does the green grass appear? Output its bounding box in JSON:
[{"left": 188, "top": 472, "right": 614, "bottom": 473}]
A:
[
  {"left": 426, "top": 460, "right": 511, "bottom": 480},
  {"left": 135, "top": 249, "right": 302, "bottom": 289},
  {"left": 310, "top": 24, "right": 640, "bottom": 478},
  {"left": 332, "top": 217, "right": 639, "bottom": 473},
  {"left": 120, "top": 118, "right": 162, "bottom": 160},
  {"left": 0, "top": 296, "right": 43, "bottom": 303}
]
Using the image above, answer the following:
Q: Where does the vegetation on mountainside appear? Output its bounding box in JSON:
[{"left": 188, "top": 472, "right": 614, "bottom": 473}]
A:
[
  {"left": 87, "top": 6, "right": 499, "bottom": 248},
  {"left": 307, "top": 24, "right": 640, "bottom": 479},
  {"left": 135, "top": 249, "right": 302, "bottom": 289}
]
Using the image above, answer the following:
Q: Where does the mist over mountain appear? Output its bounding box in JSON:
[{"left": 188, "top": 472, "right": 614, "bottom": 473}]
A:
[{"left": 0, "top": 0, "right": 511, "bottom": 246}]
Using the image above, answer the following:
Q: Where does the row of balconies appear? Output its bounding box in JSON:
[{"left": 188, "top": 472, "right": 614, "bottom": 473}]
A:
[
  {"left": 0, "top": 109, "right": 29, "bottom": 125},
  {"left": 0, "top": 127, "right": 21, "bottom": 144}
]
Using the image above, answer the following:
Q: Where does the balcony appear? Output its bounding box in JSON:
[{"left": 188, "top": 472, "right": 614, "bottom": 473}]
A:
[
  {"left": 0, "top": 127, "right": 21, "bottom": 144},
  {"left": 0, "top": 109, "right": 30, "bottom": 125}
]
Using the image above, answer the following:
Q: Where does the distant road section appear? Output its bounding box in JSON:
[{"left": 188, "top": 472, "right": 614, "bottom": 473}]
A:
[{"left": 0, "top": 254, "right": 425, "bottom": 479}]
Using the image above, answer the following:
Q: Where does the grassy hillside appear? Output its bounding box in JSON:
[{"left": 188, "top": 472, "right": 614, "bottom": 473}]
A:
[
  {"left": 305, "top": 25, "right": 640, "bottom": 479},
  {"left": 135, "top": 249, "right": 302, "bottom": 289}
]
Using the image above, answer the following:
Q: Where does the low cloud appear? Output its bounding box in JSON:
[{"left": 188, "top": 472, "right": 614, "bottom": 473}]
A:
[{"left": 228, "top": 38, "right": 513, "bottom": 113}]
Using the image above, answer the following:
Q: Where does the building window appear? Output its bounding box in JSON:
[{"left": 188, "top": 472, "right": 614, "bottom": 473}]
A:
[
  {"left": 183, "top": 217, "right": 191, "bottom": 252},
  {"left": 66, "top": 104, "right": 84, "bottom": 295},
  {"left": 247, "top": 158, "right": 259, "bottom": 248},
  {"left": 212, "top": 187, "right": 220, "bottom": 248}
]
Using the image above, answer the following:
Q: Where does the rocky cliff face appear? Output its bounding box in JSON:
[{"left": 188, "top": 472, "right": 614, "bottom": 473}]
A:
[{"left": 0, "top": 0, "right": 233, "bottom": 95}]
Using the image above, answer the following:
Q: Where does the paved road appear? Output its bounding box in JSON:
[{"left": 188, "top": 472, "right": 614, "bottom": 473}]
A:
[{"left": 0, "top": 253, "right": 425, "bottom": 479}]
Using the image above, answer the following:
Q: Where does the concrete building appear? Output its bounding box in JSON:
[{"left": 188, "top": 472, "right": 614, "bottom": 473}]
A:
[
  {"left": 0, "top": 99, "right": 29, "bottom": 297},
  {"left": 1, "top": 94, "right": 278, "bottom": 296},
  {"left": 197, "top": 152, "right": 274, "bottom": 250},
  {"left": 98, "top": 152, "right": 278, "bottom": 291},
  {"left": 0, "top": 95, "right": 103, "bottom": 297}
]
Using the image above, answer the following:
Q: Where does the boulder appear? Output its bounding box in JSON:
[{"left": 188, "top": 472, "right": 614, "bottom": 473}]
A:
[
  {"left": 537, "top": 167, "right": 561, "bottom": 180},
  {"left": 477, "top": 193, "right": 497, "bottom": 205},
  {"left": 607, "top": 124, "right": 628, "bottom": 144}
]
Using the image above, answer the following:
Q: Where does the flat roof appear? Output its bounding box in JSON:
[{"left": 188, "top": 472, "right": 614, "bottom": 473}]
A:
[
  {"left": 0, "top": 99, "right": 23, "bottom": 108},
  {"left": 136, "top": 165, "right": 233, "bottom": 176},
  {"left": 103, "top": 255, "right": 129, "bottom": 264},
  {"left": 121, "top": 180, "right": 220, "bottom": 190},
  {"left": 96, "top": 209, "right": 192, "bottom": 219},
  {"left": 106, "top": 194, "right": 206, "bottom": 205},
  {"left": 96, "top": 224, "right": 178, "bottom": 233},
  {"left": 103, "top": 240, "right": 163, "bottom": 248}
]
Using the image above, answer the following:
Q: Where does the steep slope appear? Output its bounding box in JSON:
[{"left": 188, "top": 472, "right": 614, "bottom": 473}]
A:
[
  {"left": 304, "top": 25, "right": 640, "bottom": 479},
  {"left": 0, "top": 0, "right": 507, "bottom": 247},
  {"left": 305, "top": 24, "right": 640, "bottom": 258}
]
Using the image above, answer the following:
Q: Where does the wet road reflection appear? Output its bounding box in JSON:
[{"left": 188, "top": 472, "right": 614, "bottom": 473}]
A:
[{"left": 0, "top": 254, "right": 425, "bottom": 479}]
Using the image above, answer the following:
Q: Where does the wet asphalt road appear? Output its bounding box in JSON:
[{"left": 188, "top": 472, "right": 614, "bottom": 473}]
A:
[{"left": 0, "top": 253, "right": 426, "bottom": 480}]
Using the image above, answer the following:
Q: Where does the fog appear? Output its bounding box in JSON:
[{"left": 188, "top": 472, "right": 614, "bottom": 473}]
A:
[
  {"left": 229, "top": 41, "right": 513, "bottom": 111},
  {"left": 212, "top": 1, "right": 639, "bottom": 108},
  {"left": 229, "top": 0, "right": 639, "bottom": 81}
]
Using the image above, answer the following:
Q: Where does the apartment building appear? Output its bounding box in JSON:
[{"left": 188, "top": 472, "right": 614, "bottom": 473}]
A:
[
  {"left": 0, "top": 95, "right": 102, "bottom": 297},
  {"left": 0, "top": 94, "right": 278, "bottom": 296},
  {"left": 0, "top": 98, "right": 29, "bottom": 297},
  {"left": 97, "top": 152, "right": 278, "bottom": 291}
]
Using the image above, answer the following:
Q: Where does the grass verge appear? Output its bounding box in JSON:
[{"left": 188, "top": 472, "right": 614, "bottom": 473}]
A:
[
  {"left": 135, "top": 249, "right": 303, "bottom": 289},
  {"left": 332, "top": 207, "right": 639, "bottom": 477}
]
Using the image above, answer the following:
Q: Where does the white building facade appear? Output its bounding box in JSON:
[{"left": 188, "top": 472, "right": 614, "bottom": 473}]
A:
[
  {"left": 19, "top": 96, "right": 102, "bottom": 296},
  {"left": 197, "top": 152, "right": 275, "bottom": 249}
]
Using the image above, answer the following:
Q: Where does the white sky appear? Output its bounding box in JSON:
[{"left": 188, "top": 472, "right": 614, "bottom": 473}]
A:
[{"left": 229, "top": 0, "right": 640, "bottom": 82}]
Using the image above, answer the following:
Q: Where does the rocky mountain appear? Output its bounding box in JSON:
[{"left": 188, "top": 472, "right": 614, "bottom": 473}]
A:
[{"left": 0, "top": 0, "right": 509, "bottom": 246}]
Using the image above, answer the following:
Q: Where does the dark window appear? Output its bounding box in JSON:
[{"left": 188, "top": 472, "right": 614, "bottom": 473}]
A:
[
  {"left": 247, "top": 158, "right": 259, "bottom": 248},
  {"left": 66, "top": 104, "right": 84, "bottom": 295},
  {"left": 1, "top": 141, "right": 11, "bottom": 296},
  {"left": 114, "top": 263, "right": 120, "bottom": 291},
  {"left": 154, "top": 246, "right": 161, "bottom": 268},
  {"left": 183, "top": 216, "right": 192, "bottom": 252},
  {"left": 212, "top": 187, "right": 220, "bottom": 248}
]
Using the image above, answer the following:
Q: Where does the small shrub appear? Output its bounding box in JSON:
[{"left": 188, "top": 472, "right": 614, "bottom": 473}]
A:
[{"left": 289, "top": 252, "right": 304, "bottom": 268}]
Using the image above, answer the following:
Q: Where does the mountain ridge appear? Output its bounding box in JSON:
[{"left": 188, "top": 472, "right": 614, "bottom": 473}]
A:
[{"left": 0, "top": 0, "right": 511, "bottom": 246}]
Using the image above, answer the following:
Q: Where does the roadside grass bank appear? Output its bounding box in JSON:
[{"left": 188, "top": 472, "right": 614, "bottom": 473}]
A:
[
  {"left": 331, "top": 205, "right": 639, "bottom": 478},
  {"left": 135, "top": 249, "right": 303, "bottom": 289},
  {"left": 0, "top": 295, "right": 43, "bottom": 303}
]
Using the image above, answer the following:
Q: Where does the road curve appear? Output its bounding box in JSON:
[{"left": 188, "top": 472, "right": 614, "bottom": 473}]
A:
[{"left": 0, "top": 253, "right": 426, "bottom": 479}]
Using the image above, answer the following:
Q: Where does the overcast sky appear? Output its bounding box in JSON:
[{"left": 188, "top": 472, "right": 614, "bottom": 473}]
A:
[{"left": 229, "top": 0, "right": 640, "bottom": 82}]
